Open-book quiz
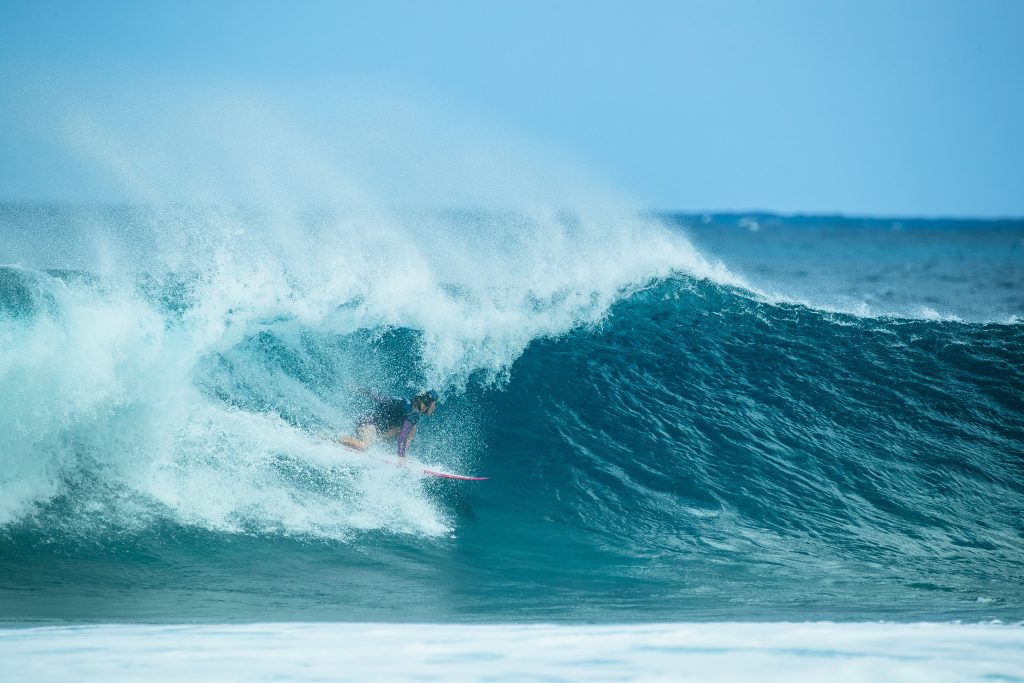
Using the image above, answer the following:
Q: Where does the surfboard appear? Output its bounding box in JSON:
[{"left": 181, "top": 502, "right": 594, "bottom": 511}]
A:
[
  {"left": 402, "top": 458, "right": 489, "bottom": 481},
  {"left": 421, "top": 468, "right": 489, "bottom": 481},
  {"left": 339, "top": 444, "right": 489, "bottom": 481}
]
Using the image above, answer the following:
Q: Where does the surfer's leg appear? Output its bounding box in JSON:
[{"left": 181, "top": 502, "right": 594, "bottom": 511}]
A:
[{"left": 339, "top": 423, "right": 377, "bottom": 451}]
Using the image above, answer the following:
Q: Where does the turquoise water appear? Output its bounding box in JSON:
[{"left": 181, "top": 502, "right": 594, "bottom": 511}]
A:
[{"left": 0, "top": 204, "right": 1022, "bottom": 624}]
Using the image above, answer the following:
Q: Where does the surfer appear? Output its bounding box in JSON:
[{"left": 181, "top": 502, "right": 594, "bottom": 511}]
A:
[{"left": 338, "top": 390, "right": 439, "bottom": 457}]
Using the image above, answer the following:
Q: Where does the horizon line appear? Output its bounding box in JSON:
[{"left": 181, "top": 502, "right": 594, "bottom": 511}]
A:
[{"left": 1, "top": 199, "right": 1022, "bottom": 223}]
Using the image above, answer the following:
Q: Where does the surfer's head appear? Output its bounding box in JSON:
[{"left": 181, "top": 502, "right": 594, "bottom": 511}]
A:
[{"left": 414, "top": 390, "right": 439, "bottom": 416}]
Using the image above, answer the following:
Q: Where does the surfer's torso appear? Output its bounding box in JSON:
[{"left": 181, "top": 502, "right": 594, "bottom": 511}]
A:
[{"left": 364, "top": 397, "right": 419, "bottom": 432}]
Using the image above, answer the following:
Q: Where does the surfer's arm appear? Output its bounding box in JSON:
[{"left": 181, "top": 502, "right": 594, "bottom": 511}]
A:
[{"left": 396, "top": 421, "right": 417, "bottom": 457}]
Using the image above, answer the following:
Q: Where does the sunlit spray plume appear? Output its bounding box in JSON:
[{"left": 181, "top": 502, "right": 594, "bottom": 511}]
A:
[{"left": 0, "top": 86, "right": 732, "bottom": 538}]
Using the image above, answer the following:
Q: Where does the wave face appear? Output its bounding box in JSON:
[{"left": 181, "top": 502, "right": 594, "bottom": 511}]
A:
[{"left": 0, "top": 204, "right": 1022, "bottom": 623}]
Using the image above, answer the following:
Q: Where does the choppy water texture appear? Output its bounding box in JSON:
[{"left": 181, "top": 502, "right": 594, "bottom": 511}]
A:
[{"left": 0, "top": 204, "right": 1022, "bottom": 623}]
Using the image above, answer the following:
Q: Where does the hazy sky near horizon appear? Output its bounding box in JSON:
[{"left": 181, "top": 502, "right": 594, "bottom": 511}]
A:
[{"left": 1, "top": 0, "right": 1022, "bottom": 216}]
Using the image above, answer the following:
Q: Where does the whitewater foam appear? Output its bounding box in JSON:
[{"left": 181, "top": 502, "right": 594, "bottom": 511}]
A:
[{"left": 2, "top": 622, "right": 1021, "bottom": 683}]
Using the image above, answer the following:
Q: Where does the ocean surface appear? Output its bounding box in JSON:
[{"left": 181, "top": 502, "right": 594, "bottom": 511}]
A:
[
  {"left": 4, "top": 622, "right": 1024, "bottom": 682},
  {"left": 1, "top": 203, "right": 1022, "bottom": 677}
]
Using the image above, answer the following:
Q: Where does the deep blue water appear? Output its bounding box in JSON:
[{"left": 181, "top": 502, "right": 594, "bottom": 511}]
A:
[{"left": 0, "top": 204, "right": 1022, "bottom": 623}]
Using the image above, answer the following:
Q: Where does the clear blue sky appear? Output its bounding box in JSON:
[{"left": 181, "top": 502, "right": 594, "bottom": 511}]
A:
[{"left": 1, "top": 0, "right": 1022, "bottom": 216}]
